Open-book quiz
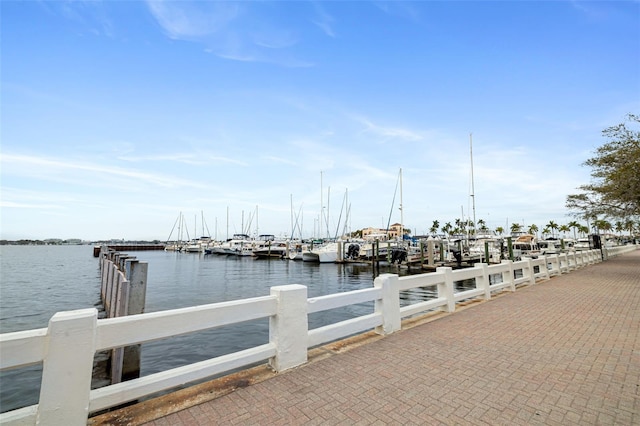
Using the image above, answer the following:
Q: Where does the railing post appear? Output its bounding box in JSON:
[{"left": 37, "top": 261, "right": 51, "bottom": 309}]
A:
[
  {"left": 474, "top": 263, "right": 491, "bottom": 300},
  {"left": 37, "top": 308, "right": 97, "bottom": 426},
  {"left": 500, "top": 260, "right": 516, "bottom": 291},
  {"left": 549, "top": 254, "right": 560, "bottom": 276},
  {"left": 539, "top": 255, "right": 550, "bottom": 280},
  {"left": 269, "top": 285, "right": 308, "bottom": 372},
  {"left": 559, "top": 253, "right": 569, "bottom": 273},
  {"left": 524, "top": 258, "right": 535, "bottom": 285},
  {"left": 436, "top": 267, "right": 455, "bottom": 312},
  {"left": 374, "top": 274, "right": 401, "bottom": 335}
]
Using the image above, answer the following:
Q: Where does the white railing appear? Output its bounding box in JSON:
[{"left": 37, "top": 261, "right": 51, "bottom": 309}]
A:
[{"left": 1, "top": 245, "right": 636, "bottom": 425}]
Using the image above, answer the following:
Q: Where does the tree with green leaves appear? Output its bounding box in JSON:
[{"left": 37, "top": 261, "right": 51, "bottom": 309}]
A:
[
  {"left": 430, "top": 220, "right": 440, "bottom": 235},
  {"left": 594, "top": 219, "right": 612, "bottom": 235},
  {"left": 568, "top": 220, "right": 581, "bottom": 240},
  {"left": 567, "top": 113, "right": 640, "bottom": 225},
  {"left": 495, "top": 226, "right": 504, "bottom": 236},
  {"left": 578, "top": 224, "right": 589, "bottom": 236}
]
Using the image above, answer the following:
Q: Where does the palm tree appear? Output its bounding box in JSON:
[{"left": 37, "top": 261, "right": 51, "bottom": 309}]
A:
[
  {"left": 615, "top": 221, "right": 625, "bottom": 236},
  {"left": 546, "top": 220, "right": 558, "bottom": 238},
  {"left": 479, "top": 221, "right": 489, "bottom": 234},
  {"left": 568, "top": 220, "right": 580, "bottom": 240},
  {"left": 467, "top": 219, "right": 476, "bottom": 235},
  {"left": 578, "top": 225, "right": 589, "bottom": 236},
  {"left": 559, "top": 224, "right": 570, "bottom": 238},
  {"left": 430, "top": 220, "right": 440, "bottom": 235},
  {"left": 510, "top": 223, "right": 522, "bottom": 234},
  {"left": 528, "top": 224, "right": 539, "bottom": 236},
  {"left": 454, "top": 218, "right": 466, "bottom": 235},
  {"left": 441, "top": 222, "right": 452, "bottom": 237},
  {"left": 495, "top": 226, "right": 504, "bottom": 236},
  {"left": 599, "top": 220, "right": 613, "bottom": 234}
]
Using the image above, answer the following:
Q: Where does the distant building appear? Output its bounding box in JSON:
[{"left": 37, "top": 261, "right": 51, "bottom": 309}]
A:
[
  {"left": 388, "top": 223, "right": 404, "bottom": 239},
  {"left": 361, "top": 223, "right": 405, "bottom": 240}
]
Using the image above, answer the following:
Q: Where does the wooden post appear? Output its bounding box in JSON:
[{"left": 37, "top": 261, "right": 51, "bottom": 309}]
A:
[
  {"left": 484, "top": 241, "right": 490, "bottom": 264},
  {"left": 122, "top": 259, "right": 148, "bottom": 381},
  {"left": 111, "top": 277, "right": 129, "bottom": 384}
]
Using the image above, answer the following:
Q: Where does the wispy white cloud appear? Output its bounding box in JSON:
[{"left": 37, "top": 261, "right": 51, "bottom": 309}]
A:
[
  {"left": 0, "top": 201, "right": 64, "bottom": 210},
  {"left": 356, "top": 117, "right": 424, "bottom": 142},
  {"left": 117, "top": 152, "right": 248, "bottom": 167},
  {"left": 312, "top": 2, "right": 336, "bottom": 38},
  {"left": 373, "top": 1, "right": 421, "bottom": 22},
  {"left": 40, "top": 1, "right": 116, "bottom": 38},
  {"left": 1, "top": 153, "right": 206, "bottom": 189},
  {"left": 146, "top": 1, "right": 240, "bottom": 39},
  {"left": 145, "top": 0, "right": 314, "bottom": 67},
  {"left": 263, "top": 155, "right": 298, "bottom": 166}
]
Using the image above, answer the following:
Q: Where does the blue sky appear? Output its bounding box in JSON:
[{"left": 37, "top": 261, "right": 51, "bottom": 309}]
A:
[{"left": 1, "top": 1, "right": 639, "bottom": 241}]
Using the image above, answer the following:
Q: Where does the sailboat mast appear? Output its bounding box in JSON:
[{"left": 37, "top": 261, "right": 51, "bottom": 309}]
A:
[
  {"left": 470, "top": 133, "right": 476, "bottom": 230},
  {"left": 399, "top": 168, "right": 404, "bottom": 241},
  {"left": 326, "top": 186, "right": 331, "bottom": 239},
  {"left": 320, "top": 171, "right": 323, "bottom": 240}
]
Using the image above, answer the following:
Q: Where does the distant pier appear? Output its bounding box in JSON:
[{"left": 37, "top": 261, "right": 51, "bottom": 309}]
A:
[{"left": 93, "top": 244, "right": 165, "bottom": 257}]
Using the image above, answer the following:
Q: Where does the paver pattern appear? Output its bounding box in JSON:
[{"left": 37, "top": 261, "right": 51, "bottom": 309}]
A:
[{"left": 142, "top": 250, "right": 639, "bottom": 425}]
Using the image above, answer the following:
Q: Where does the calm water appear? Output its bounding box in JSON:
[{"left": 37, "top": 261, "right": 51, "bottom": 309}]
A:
[
  {"left": 0, "top": 245, "right": 441, "bottom": 413},
  {"left": 0, "top": 245, "right": 464, "bottom": 412}
]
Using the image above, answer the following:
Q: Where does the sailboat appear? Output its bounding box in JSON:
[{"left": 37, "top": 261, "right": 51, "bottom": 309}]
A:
[
  {"left": 465, "top": 134, "right": 502, "bottom": 263},
  {"left": 165, "top": 212, "right": 189, "bottom": 251},
  {"left": 302, "top": 172, "right": 343, "bottom": 263}
]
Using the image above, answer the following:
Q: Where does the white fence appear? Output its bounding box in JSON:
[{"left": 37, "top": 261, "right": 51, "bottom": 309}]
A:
[{"left": 0, "top": 245, "right": 636, "bottom": 425}]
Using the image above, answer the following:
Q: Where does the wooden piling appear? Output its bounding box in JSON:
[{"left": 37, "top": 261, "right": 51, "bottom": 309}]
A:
[{"left": 98, "top": 246, "right": 148, "bottom": 384}]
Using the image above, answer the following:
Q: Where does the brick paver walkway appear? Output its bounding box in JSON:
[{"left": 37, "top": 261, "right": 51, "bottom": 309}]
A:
[{"left": 106, "top": 250, "right": 640, "bottom": 425}]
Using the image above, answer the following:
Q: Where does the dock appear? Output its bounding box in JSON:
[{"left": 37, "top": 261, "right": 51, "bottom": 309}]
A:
[
  {"left": 93, "top": 244, "right": 165, "bottom": 257},
  {"left": 91, "top": 249, "right": 640, "bottom": 425}
]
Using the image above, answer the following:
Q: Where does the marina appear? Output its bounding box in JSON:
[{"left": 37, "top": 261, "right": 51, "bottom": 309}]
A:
[{"left": 1, "top": 243, "right": 635, "bottom": 424}]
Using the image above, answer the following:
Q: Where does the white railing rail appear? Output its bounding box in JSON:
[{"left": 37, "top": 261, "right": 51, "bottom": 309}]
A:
[{"left": 1, "top": 245, "right": 636, "bottom": 425}]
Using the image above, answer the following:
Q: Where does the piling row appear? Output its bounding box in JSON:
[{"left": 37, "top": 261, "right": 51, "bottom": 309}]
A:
[{"left": 99, "top": 247, "right": 149, "bottom": 383}]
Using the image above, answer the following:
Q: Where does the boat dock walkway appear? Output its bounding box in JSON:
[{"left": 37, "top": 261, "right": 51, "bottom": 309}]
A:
[{"left": 93, "top": 249, "right": 639, "bottom": 425}]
